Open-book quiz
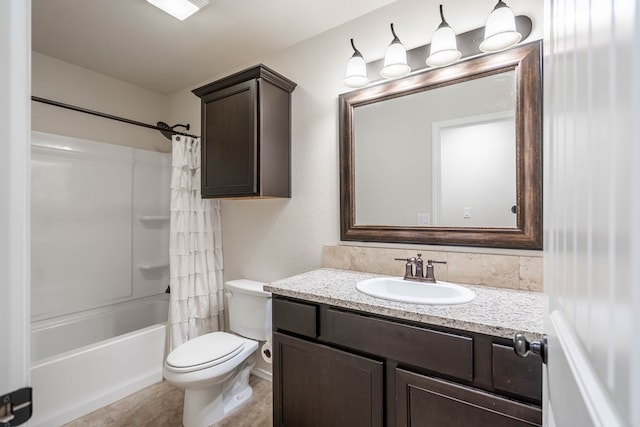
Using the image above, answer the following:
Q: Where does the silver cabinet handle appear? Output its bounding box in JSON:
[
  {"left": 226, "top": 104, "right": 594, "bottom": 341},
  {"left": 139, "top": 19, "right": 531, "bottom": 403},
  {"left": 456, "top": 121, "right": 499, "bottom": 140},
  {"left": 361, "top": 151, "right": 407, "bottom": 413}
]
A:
[{"left": 513, "top": 332, "right": 548, "bottom": 364}]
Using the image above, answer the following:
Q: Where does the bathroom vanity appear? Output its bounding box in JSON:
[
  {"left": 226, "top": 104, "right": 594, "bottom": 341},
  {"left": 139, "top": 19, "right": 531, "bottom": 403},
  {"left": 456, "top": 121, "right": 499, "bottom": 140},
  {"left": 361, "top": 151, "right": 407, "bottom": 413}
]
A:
[{"left": 266, "top": 268, "right": 543, "bottom": 427}]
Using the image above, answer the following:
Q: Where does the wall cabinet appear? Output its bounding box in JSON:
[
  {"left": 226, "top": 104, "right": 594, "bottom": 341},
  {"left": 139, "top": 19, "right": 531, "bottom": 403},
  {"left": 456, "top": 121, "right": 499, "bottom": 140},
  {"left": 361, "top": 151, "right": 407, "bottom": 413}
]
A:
[
  {"left": 272, "top": 296, "right": 543, "bottom": 427},
  {"left": 192, "top": 65, "right": 296, "bottom": 199}
]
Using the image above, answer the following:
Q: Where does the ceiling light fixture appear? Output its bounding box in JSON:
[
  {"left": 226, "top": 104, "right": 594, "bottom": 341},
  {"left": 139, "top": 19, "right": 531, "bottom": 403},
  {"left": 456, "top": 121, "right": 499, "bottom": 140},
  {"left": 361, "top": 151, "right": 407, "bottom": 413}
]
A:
[
  {"left": 147, "top": 0, "right": 209, "bottom": 21},
  {"left": 380, "top": 23, "right": 411, "bottom": 79},
  {"left": 344, "top": 39, "right": 370, "bottom": 88},
  {"left": 479, "top": 0, "right": 522, "bottom": 52},
  {"left": 426, "top": 5, "right": 462, "bottom": 67}
]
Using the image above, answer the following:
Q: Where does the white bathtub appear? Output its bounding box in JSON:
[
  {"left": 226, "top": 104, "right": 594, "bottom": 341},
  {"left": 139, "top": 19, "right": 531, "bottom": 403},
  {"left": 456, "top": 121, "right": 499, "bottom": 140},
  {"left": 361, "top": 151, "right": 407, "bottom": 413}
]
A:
[{"left": 30, "top": 294, "right": 169, "bottom": 427}]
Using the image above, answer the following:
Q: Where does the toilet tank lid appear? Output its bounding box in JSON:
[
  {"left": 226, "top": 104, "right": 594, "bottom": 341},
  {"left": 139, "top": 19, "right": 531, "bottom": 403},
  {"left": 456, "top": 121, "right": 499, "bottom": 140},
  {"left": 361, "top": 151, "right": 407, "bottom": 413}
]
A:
[{"left": 226, "top": 279, "right": 271, "bottom": 297}]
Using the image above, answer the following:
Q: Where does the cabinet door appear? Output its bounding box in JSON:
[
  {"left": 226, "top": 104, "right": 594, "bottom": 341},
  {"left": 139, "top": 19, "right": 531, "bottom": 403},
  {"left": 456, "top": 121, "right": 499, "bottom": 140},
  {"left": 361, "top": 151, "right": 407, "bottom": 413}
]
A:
[
  {"left": 396, "top": 368, "right": 541, "bottom": 427},
  {"left": 273, "top": 332, "right": 384, "bottom": 427},
  {"left": 201, "top": 79, "right": 257, "bottom": 197}
]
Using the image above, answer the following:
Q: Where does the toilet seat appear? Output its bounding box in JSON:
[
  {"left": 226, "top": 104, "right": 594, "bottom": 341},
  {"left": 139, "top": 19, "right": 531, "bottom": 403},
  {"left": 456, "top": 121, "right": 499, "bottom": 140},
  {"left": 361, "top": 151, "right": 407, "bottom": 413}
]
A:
[{"left": 166, "top": 332, "right": 245, "bottom": 373}]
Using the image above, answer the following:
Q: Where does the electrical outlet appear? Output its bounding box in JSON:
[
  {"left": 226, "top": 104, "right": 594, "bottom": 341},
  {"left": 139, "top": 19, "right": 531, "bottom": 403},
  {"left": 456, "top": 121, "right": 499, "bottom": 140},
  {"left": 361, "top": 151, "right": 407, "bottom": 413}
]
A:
[
  {"left": 417, "top": 213, "right": 430, "bottom": 225},
  {"left": 463, "top": 207, "right": 471, "bottom": 219}
]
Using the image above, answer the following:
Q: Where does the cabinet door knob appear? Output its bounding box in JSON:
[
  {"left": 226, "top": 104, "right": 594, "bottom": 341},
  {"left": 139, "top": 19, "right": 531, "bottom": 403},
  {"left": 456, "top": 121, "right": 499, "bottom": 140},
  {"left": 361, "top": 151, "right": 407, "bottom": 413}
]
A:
[{"left": 513, "top": 332, "right": 548, "bottom": 364}]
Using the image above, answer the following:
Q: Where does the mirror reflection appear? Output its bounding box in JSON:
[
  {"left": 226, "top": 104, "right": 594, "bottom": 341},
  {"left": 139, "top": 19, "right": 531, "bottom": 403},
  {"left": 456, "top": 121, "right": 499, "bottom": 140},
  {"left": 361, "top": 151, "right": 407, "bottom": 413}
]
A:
[{"left": 354, "top": 71, "right": 517, "bottom": 228}]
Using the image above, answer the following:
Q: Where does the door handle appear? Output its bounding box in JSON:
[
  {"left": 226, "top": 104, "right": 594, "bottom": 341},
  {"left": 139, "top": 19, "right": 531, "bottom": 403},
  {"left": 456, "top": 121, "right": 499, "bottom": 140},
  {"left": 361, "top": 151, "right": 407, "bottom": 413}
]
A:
[{"left": 513, "top": 332, "right": 548, "bottom": 364}]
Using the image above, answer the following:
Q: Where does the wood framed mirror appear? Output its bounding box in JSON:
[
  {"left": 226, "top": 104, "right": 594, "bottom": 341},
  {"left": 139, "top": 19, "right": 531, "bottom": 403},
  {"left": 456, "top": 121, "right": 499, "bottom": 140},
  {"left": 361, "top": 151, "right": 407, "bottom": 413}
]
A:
[{"left": 339, "top": 41, "right": 542, "bottom": 249}]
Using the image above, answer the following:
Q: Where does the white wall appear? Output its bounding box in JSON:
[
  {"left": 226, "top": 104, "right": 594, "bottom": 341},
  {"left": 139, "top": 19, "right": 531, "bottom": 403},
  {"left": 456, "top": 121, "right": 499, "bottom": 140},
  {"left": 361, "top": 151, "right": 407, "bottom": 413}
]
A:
[
  {"left": 169, "top": 0, "right": 544, "bottom": 283},
  {"left": 32, "top": 52, "right": 172, "bottom": 152}
]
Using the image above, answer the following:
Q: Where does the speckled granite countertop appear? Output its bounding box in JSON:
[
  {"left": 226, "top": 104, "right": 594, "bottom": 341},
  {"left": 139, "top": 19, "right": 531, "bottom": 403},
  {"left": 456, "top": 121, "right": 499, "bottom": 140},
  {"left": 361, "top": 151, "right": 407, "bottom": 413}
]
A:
[{"left": 266, "top": 268, "right": 543, "bottom": 340}]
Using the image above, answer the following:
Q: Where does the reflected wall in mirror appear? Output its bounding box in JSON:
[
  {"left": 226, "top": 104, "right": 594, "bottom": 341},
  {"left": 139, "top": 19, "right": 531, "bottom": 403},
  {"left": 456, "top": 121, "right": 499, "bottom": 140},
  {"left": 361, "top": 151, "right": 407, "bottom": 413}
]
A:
[
  {"left": 354, "top": 71, "right": 517, "bottom": 228},
  {"left": 340, "top": 41, "right": 542, "bottom": 249}
]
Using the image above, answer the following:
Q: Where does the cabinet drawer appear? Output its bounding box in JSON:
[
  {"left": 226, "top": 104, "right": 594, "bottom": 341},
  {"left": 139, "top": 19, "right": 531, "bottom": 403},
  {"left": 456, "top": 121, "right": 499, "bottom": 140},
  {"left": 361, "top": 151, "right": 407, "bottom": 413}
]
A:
[
  {"left": 272, "top": 298, "right": 317, "bottom": 338},
  {"left": 323, "top": 308, "right": 473, "bottom": 381},
  {"left": 492, "top": 343, "right": 542, "bottom": 403},
  {"left": 396, "top": 368, "right": 542, "bottom": 426}
]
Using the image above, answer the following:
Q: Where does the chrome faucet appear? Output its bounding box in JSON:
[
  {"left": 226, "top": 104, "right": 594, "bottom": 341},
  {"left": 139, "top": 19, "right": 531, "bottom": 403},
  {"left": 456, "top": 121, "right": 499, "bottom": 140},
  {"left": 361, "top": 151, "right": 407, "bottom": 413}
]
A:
[{"left": 394, "top": 253, "right": 446, "bottom": 283}]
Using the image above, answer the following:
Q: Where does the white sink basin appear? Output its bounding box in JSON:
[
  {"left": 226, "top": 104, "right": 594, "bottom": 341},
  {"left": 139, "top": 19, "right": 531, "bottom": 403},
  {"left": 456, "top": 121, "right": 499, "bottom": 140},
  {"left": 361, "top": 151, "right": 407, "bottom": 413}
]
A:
[{"left": 356, "top": 277, "right": 475, "bottom": 305}]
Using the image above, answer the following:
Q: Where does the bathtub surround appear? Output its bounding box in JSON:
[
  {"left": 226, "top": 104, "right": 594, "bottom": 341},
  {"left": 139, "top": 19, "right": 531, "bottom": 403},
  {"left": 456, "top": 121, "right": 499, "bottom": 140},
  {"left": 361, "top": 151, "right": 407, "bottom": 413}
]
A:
[
  {"left": 30, "top": 132, "right": 171, "bottom": 426},
  {"left": 323, "top": 245, "right": 543, "bottom": 292},
  {"left": 169, "top": 135, "right": 224, "bottom": 350},
  {"left": 31, "top": 132, "right": 171, "bottom": 321}
]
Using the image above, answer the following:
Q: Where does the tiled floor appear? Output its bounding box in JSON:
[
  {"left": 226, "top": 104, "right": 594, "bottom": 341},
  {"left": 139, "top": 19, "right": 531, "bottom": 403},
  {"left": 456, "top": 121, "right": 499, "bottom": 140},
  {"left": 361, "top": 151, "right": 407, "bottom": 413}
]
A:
[{"left": 63, "top": 375, "right": 272, "bottom": 427}]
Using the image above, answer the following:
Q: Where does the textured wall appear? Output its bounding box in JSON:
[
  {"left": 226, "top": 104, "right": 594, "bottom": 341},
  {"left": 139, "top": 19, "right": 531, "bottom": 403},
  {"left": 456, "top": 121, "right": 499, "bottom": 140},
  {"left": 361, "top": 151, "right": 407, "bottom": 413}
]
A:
[
  {"left": 32, "top": 52, "right": 171, "bottom": 152},
  {"left": 169, "top": 0, "right": 545, "bottom": 285}
]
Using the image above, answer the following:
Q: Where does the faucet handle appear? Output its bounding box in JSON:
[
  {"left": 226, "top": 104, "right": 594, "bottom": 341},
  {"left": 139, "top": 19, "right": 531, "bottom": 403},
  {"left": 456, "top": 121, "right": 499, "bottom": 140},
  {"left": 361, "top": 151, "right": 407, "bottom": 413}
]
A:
[
  {"left": 424, "top": 259, "right": 446, "bottom": 282},
  {"left": 394, "top": 257, "right": 415, "bottom": 279}
]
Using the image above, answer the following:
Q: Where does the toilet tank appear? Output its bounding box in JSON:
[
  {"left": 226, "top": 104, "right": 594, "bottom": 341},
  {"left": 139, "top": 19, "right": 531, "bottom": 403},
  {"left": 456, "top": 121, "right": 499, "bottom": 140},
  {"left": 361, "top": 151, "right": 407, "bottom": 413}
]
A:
[{"left": 225, "top": 279, "right": 271, "bottom": 341}]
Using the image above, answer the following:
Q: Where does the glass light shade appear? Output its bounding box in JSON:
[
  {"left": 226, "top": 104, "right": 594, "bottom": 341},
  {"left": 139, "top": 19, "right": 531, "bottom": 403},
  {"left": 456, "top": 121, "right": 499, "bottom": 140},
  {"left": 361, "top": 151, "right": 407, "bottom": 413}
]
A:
[
  {"left": 380, "top": 23, "right": 411, "bottom": 79},
  {"left": 344, "top": 55, "right": 370, "bottom": 88},
  {"left": 479, "top": 1, "right": 522, "bottom": 52},
  {"left": 426, "top": 25, "right": 461, "bottom": 67},
  {"left": 147, "top": 0, "right": 209, "bottom": 21},
  {"left": 381, "top": 42, "right": 411, "bottom": 79}
]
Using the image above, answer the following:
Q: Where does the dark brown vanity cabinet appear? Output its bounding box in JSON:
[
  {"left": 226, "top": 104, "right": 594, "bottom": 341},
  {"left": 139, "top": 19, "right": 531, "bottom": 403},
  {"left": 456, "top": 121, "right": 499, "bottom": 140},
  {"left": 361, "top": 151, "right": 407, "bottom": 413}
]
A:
[
  {"left": 274, "top": 333, "right": 384, "bottom": 427},
  {"left": 192, "top": 65, "right": 296, "bottom": 199},
  {"left": 272, "top": 296, "right": 543, "bottom": 427},
  {"left": 396, "top": 370, "right": 541, "bottom": 426}
]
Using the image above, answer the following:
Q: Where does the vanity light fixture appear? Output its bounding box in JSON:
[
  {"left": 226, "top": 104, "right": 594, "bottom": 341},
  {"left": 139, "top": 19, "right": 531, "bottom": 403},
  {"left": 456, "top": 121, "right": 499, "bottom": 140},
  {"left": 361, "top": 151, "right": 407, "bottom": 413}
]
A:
[
  {"left": 344, "top": 39, "right": 370, "bottom": 88},
  {"left": 426, "top": 5, "right": 462, "bottom": 67},
  {"left": 147, "top": 0, "right": 209, "bottom": 21},
  {"left": 380, "top": 23, "right": 411, "bottom": 79},
  {"left": 342, "top": 4, "right": 531, "bottom": 88},
  {"left": 479, "top": 0, "right": 522, "bottom": 52}
]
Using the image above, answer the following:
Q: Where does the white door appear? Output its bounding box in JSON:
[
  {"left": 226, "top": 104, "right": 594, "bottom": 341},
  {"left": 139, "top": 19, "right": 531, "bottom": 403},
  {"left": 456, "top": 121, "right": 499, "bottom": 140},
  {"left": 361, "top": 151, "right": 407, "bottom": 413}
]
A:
[
  {"left": 544, "top": 0, "right": 639, "bottom": 426},
  {"left": 0, "top": 0, "right": 32, "bottom": 424}
]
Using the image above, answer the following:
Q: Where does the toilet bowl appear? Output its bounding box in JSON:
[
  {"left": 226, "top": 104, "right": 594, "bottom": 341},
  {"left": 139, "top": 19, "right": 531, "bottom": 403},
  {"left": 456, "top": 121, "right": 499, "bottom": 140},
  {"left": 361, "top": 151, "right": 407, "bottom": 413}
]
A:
[{"left": 163, "top": 279, "right": 271, "bottom": 427}]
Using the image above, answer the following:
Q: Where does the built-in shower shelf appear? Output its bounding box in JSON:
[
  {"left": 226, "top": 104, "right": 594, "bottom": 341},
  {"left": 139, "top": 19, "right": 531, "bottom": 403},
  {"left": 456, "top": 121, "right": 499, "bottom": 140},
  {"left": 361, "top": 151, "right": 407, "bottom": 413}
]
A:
[
  {"left": 137, "top": 261, "right": 170, "bottom": 270},
  {"left": 139, "top": 215, "right": 170, "bottom": 222}
]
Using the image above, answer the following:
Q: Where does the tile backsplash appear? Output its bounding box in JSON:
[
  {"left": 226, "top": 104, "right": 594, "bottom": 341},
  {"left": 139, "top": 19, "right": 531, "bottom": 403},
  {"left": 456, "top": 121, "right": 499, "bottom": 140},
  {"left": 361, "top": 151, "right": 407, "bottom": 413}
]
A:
[{"left": 322, "top": 245, "right": 543, "bottom": 292}]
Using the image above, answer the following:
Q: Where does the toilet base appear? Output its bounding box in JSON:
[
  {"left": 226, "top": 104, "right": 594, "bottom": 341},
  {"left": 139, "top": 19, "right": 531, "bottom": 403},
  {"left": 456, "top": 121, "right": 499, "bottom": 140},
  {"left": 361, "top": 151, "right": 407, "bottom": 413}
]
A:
[{"left": 182, "top": 383, "right": 253, "bottom": 427}]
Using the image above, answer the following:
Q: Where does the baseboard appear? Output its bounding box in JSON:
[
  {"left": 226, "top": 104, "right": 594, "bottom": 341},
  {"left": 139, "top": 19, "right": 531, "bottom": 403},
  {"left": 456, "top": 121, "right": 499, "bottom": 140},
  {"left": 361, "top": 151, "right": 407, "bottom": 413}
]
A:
[{"left": 251, "top": 366, "right": 273, "bottom": 382}]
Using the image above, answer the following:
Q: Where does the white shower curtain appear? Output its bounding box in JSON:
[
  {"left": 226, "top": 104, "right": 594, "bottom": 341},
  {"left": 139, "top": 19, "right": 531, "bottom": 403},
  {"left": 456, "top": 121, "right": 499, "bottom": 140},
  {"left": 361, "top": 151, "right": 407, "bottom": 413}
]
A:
[{"left": 168, "top": 135, "right": 224, "bottom": 351}]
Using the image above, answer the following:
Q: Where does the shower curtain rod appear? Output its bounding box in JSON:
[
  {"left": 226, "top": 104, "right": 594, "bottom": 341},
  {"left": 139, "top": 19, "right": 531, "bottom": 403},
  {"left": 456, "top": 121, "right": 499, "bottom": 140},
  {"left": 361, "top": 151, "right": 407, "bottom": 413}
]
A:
[{"left": 31, "top": 96, "right": 199, "bottom": 140}]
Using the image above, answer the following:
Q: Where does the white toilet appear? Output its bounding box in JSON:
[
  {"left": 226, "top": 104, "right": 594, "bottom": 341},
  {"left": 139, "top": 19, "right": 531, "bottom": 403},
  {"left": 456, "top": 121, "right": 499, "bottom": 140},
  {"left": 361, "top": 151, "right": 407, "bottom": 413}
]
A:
[{"left": 163, "top": 279, "right": 271, "bottom": 427}]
